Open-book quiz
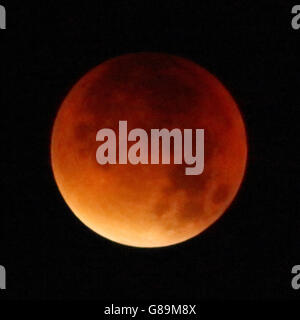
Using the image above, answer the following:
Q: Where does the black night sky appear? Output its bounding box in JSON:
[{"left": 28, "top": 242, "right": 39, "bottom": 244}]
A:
[{"left": 1, "top": 1, "right": 299, "bottom": 301}]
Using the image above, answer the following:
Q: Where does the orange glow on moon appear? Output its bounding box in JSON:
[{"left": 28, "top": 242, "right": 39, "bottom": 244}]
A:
[{"left": 51, "top": 53, "right": 247, "bottom": 248}]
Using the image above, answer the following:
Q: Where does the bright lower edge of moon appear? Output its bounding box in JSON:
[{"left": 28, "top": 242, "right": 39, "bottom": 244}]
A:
[{"left": 51, "top": 52, "right": 247, "bottom": 248}]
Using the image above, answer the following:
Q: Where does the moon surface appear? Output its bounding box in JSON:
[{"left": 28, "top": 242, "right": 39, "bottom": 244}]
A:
[{"left": 51, "top": 53, "right": 247, "bottom": 248}]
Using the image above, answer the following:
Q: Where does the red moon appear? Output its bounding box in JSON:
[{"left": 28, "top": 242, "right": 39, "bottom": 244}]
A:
[{"left": 51, "top": 53, "right": 247, "bottom": 248}]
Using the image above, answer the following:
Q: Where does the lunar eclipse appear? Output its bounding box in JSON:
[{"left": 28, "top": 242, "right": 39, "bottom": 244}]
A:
[{"left": 51, "top": 52, "right": 247, "bottom": 248}]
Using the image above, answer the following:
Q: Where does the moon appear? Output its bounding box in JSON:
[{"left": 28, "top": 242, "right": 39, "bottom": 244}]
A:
[{"left": 51, "top": 53, "right": 247, "bottom": 248}]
